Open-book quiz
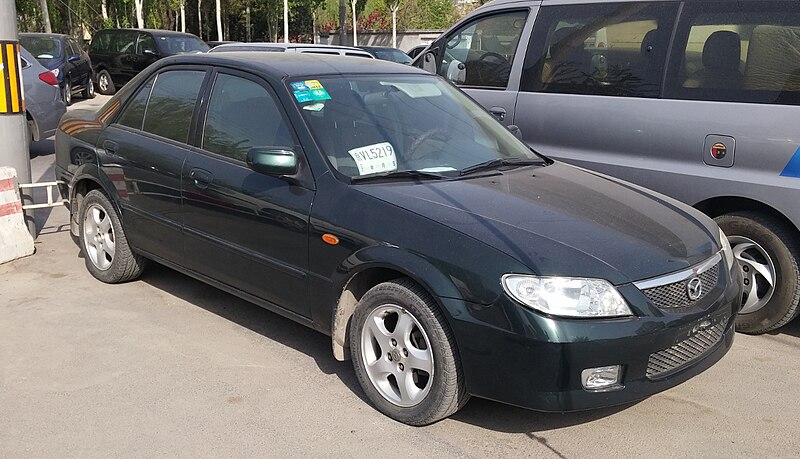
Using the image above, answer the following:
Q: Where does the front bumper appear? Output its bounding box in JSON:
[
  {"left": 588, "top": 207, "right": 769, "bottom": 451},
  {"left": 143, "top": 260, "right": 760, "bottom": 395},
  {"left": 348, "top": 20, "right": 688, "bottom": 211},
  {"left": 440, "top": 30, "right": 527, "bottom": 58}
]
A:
[{"left": 443, "top": 258, "right": 742, "bottom": 412}]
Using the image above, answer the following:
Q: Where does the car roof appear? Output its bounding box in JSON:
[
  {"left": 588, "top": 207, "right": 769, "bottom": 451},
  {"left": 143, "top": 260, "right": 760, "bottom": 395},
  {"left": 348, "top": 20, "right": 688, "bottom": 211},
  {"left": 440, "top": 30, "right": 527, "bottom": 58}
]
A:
[
  {"left": 19, "top": 32, "right": 70, "bottom": 41},
  {"left": 212, "top": 42, "right": 367, "bottom": 51},
  {"left": 159, "top": 52, "right": 428, "bottom": 79},
  {"left": 95, "top": 28, "right": 201, "bottom": 38}
]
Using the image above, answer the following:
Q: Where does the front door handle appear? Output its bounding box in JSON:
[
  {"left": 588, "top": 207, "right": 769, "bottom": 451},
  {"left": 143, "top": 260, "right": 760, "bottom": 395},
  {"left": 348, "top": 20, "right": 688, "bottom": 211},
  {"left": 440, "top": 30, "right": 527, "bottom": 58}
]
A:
[
  {"left": 103, "top": 140, "right": 118, "bottom": 155},
  {"left": 189, "top": 168, "right": 213, "bottom": 189},
  {"left": 489, "top": 106, "right": 506, "bottom": 122}
]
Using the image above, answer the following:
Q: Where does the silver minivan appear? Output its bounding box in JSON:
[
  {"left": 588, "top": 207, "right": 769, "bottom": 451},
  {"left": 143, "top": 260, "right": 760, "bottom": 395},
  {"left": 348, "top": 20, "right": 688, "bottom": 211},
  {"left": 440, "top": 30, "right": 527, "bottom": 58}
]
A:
[{"left": 415, "top": 0, "right": 800, "bottom": 334}]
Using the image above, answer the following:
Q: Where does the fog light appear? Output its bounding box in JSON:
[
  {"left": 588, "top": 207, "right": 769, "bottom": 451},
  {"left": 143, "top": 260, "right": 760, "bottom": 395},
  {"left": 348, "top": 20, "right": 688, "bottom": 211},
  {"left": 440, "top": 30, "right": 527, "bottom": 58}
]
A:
[{"left": 581, "top": 365, "right": 623, "bottom": 391}]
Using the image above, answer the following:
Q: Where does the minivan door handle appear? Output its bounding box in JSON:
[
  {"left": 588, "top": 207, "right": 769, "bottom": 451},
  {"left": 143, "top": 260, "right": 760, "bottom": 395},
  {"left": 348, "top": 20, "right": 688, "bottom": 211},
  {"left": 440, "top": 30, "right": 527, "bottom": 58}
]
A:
[
  {"left": 189, "top": 168, "right": 213, "bottom": 189},
  {"left": 103, "top": 140, "right": 118, "bottom": 155},
  {"left": 489, "top": 106, "right": 506, "bottom": 122}
]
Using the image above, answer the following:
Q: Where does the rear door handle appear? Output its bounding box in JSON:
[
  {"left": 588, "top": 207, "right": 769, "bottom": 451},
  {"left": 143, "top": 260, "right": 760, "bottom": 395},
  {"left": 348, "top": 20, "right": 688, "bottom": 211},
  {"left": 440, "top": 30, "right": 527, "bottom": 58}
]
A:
[
  {"left": 189, "top": 168, "right": 213, "bottom": 189},
  {"left": 489, "top": 106, "right": 506, "bottom": 122},
  {"left": 103, "top": 140, "right": 118, "bottom": 155}
]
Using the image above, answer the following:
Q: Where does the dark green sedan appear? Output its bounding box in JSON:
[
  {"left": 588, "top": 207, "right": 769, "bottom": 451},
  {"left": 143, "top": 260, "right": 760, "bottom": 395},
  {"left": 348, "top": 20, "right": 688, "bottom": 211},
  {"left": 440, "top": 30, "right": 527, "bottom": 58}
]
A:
[{"left": 55, "top": 52, "right": 742, "bottom": 425}]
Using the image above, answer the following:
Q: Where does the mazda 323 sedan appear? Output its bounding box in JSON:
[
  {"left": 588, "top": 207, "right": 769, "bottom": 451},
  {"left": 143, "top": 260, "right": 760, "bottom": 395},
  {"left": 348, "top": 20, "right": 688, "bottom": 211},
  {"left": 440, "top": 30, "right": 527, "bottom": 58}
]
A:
[{"left": 55, "top": 53, "right": 743, "bottom": 425}]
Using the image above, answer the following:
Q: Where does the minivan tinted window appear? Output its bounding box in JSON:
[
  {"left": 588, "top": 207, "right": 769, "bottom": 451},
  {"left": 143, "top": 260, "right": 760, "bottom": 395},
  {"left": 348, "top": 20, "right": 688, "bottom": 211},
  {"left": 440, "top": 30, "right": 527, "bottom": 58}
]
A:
[
  {"left": 664, "top": 1, "right": 800, "bottom": 105},
  {"left": 142, "top": 70, "right": 206, "bottom": 143},
  {"left": 521, "top": 2, "right": 678, "bottom": 98}
]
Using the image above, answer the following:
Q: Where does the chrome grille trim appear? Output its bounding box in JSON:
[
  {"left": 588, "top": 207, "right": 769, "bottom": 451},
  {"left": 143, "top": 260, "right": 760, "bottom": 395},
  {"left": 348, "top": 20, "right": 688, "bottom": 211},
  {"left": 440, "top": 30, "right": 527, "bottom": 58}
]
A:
[
  {"left": 641, "top": 264, "right": 719, "bottom": 309},
  {"left": 646, "top": 323, "right": 725, "bottom": 379},
  {"left": 634, "top": 252, "right": 721, "bottom": 290}
]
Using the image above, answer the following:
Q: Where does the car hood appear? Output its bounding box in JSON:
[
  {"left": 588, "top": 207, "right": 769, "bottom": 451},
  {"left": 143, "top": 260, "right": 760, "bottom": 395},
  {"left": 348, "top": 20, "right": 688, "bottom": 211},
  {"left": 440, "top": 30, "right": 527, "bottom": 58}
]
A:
[{"left": 356, "top": 163, "right": 718, "bottom": 285}]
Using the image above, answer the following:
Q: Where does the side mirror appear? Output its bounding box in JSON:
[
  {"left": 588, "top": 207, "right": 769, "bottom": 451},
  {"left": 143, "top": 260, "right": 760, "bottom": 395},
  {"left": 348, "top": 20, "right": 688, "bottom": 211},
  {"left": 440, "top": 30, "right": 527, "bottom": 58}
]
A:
[
  {"left": 68, "top": 55, "right": 80, "bottom": 62},
  {"left": 421, "top": 50, "right": 438, "bottom": 74},
  {"left": 246, "top": 147, "right": 298, "bottom": 176},
  {"left": 143, "top": 48, "right": 157, "bottom": 56},
  {"left": 507, "top": 125, "right": 523, "bottom": 139}
]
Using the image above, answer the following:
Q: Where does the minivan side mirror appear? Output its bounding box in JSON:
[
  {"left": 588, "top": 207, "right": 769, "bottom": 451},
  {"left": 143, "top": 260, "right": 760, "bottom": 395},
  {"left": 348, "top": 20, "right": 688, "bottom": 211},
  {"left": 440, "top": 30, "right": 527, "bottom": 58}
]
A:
[
  {"left": 68, "top": 55, "right": 80, "bottom": 62},
  {"left": 143, "top": 48, "right": 158, "bottom": 56},
  {"left": 246, "top": 147, "right": 298, "bottom": 176},
  {"left": 421, "top": 49, "right": 438, "bottom": 74}
]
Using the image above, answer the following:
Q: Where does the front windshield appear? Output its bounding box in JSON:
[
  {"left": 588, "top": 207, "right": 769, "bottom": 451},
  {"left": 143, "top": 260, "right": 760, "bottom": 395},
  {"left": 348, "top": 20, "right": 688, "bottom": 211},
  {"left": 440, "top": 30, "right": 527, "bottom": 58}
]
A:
[
  {"left": 19, "top": 37, "right": 62, "bottom": 63},
  {"left": 373, "top": 49, "right": 412, "bottom": 64},
  {"left": 290, "top": 75, "right": 541, "bottom": 179},
  {"left": 157, "top": 35, "right": 210, "bottom": 55}
]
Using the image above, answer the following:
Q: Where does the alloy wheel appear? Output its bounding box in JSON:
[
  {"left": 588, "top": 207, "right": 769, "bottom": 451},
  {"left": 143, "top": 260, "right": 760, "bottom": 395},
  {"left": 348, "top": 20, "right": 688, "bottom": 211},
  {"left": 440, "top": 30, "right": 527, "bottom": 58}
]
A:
[
  {"left": 730, "top": 235, "right": 776, "bottom": 314},
  {"left": 360, "top": 304, "right": 434, "bottom": 407},
  {"left": 98, "top": 74, "right": 109, "bottom": 93},
  {"left": 83, "top": 204, "right": 116, "bottom": 271}
]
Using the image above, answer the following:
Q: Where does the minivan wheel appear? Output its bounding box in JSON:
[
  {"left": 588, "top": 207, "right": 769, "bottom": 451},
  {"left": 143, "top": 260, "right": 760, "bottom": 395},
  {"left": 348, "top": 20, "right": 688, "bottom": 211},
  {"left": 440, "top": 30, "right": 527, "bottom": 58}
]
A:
[
  {"left": 83, "top": 78, "right": 96, "bottom": 99},
  {"left": 715, "top": 212, "right": 800, "bottom": 334},
  {"left": 63, "top": 81, "right": 72, "bottom": 106},
  {"left": 79, "top": 190, "right": 146, "bottom": 283},
  {"left": 97, "top": 70, "right": 115, "bottom": 95},
  {"left": 350, "top": 279, "right": 468, "bottom": 426}
]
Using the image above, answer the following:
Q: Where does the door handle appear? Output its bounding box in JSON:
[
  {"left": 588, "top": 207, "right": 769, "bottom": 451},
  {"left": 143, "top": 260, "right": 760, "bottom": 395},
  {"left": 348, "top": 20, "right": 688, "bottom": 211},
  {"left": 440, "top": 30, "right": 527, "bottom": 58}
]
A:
[
  {"left": 489, "top": 106, "right": 506, "bottom": 122},
  {"left": 103, "top": 140, "right": 118, "bottom": 155},
  {"left": 189, "top": 168, "right": 213, "bottom": 189}
]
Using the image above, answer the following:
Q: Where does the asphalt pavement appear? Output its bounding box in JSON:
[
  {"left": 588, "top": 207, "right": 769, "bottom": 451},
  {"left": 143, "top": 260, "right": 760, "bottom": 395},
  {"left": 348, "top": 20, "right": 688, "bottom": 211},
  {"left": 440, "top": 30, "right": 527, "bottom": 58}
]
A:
[{"left": 1, "top": 95, "right": 799, "bottom": 458}]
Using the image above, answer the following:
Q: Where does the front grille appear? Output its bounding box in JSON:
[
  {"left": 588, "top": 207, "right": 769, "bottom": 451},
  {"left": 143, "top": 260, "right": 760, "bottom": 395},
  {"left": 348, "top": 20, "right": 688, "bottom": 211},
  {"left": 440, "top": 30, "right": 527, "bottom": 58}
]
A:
[
  {"left": 646, "top": 323, "right": 725, "bottom": 379},
  {"left": 642, "top": 264, "right": 719, "bottom": 310}
]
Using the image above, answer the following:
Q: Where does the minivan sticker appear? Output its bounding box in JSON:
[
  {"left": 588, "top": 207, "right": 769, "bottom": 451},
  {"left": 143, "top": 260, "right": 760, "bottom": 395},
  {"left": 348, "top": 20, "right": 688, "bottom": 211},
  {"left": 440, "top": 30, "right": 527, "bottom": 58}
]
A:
[
  {"left": 292, "top": 80, "right": 331, "bottom": 102},
  {"left": 780, "top": 147, "right": 800, "bottom": 178}
]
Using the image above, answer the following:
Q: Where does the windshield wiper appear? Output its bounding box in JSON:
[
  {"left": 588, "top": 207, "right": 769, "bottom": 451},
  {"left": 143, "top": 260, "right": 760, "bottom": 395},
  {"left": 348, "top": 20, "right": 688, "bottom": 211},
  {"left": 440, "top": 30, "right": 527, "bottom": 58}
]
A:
[
  {"left": 459, "top": 158, "right": 543, "bottom": 176},
  {"left": 351, "top": 170, "right": 448, "bottom": 183}
]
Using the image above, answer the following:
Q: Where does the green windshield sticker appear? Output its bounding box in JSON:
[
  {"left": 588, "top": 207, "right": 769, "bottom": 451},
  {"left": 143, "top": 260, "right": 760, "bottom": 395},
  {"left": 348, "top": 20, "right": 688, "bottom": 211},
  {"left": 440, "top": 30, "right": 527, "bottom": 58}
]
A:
[
  {"left": 292, "top": 80, "right": 331, "bottom": 102},
  {"left": 309, "top": 88, "right": 331, "bottom": 101}
]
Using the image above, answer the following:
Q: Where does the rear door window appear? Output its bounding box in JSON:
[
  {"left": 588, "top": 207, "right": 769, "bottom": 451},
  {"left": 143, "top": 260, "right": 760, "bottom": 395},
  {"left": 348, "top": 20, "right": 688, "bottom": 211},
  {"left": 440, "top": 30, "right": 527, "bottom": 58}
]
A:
[
  {"left": 141, "top": 70, "right": 206, "bottom": 143},
  {"left": 664, "top": 1, "right": 800, "bottom": 105},
  {"left": 437, "top": 10, "right": 528, "bottom": 89},
  {"left": 136, "top": 34, "right": 157, "bottom": 55},
  {"left": 521, "top": 2, "right": 678, "bottom": 98},
  {"left": 201, "top": 73, "right": 293, "bottom": 162}
]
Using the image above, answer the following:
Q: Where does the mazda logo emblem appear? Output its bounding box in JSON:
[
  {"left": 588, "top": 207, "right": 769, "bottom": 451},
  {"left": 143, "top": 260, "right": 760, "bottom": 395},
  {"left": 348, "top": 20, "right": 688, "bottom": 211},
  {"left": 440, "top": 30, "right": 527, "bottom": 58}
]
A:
[{"left": 687, "top": 277, "right": 703, "bottom": 301}]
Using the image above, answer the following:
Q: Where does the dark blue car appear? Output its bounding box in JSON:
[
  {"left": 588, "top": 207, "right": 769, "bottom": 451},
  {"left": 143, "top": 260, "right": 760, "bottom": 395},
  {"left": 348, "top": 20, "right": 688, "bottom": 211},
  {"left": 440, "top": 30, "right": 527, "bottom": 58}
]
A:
[{"left": 20, "top": 33, "right": 95, "bottom": 105}]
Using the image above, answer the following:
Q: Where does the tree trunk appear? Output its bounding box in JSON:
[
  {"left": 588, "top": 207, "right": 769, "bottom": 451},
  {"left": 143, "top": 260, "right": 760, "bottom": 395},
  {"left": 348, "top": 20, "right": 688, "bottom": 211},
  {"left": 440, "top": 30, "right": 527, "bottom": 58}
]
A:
[
  {"left": 338, "top": 0, "right": 346, "bottom": 46},
  {"left": 38, "top": 0, "right": 52, "bottom": 33},
  {"left": 197, "top": 0, "right": 202, "bottom": 40},
  {"left": 215, "top": 0, "right": 223, "bottom": 41},
  {"left": 180, "top": 0, "right": 186, "bottom": 32},
  {"left": 391, "top": 7, "right": 397, "bottom": 48},
  {"left": 246, "top": 4, "right": 251, "bottom": 42},
  {"left": 283, "top": 0, "right": 289, "bottom": 43},
  {"left": 134, "top": 0, "right": 144, "bottom": 28},
  {"left": 101, "top": 0, "right": 108, "bottom": 21},
  {"left": 312, "top": 11, "right": 316, "bottom": 44},
  {"left": 350, "top": 0, "right": 357, "bottom": 46}
]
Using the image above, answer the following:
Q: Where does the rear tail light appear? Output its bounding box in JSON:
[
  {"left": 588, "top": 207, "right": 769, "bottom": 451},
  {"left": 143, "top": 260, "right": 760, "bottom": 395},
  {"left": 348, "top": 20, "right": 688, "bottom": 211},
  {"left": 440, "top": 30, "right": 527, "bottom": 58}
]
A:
[{"left": 38, "top": 71, "right": 59, "bottom": 86}]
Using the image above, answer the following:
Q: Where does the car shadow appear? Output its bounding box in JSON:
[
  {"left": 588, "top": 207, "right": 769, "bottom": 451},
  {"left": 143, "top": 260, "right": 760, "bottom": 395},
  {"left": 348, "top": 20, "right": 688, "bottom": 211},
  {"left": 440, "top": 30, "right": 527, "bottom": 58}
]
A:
[
  {"left": 767, "top": 316, "right": 800, "bottom": 339},
  {"left": 29, "top": 138, "right": 55, "bottom": 158},
  {"left": 138, "top": 263, "right": 370, "bottom": 405}
]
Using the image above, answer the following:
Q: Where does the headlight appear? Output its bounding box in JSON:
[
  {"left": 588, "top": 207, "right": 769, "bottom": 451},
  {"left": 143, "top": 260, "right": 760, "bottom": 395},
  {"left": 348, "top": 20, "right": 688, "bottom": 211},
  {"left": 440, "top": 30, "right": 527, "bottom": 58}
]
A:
[
  {"left": 50, "top": 68, "right": 60, "bottom": 78},
  {"left": 502, "top": 275, "right": 632, "bottom": 318},
  {"left": 719, "top": 228, "right": 735, "bottom": 268}
]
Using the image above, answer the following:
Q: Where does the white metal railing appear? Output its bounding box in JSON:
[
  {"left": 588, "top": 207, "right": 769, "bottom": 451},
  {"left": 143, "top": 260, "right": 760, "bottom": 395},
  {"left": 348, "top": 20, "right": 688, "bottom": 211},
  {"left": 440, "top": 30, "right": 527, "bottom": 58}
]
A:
[{"left": 18, "top": 181, "right": 68, "bottom": 210}]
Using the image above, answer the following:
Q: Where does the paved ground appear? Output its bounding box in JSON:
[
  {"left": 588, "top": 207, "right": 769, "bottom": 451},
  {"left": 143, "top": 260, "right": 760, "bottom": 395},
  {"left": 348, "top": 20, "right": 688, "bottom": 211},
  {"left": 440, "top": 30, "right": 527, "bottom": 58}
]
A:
[{"left": 2, "top": 95, "right": 800, "bottom": 458}]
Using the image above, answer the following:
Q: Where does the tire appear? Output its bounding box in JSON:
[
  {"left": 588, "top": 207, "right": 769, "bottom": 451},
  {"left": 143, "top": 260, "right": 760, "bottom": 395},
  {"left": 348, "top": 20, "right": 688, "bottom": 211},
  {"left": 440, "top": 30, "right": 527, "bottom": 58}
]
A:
[
  {"left": 62, "top": 80, "right": 72, "bottom": 106},
  {"left": 350, "top": 279, "right": 469, "bottom": 426},
  {"left": 79, "top": 190, "right": 146, "bottom": 283},
  {"left": 715, "top": 211, "right": 800, "bottom": 334},
  {"left": 97, "top": 70, "right": 115, "bottom": 95},
  {"left": 82, "top": 77, "right": 96, "bottom": 99}
]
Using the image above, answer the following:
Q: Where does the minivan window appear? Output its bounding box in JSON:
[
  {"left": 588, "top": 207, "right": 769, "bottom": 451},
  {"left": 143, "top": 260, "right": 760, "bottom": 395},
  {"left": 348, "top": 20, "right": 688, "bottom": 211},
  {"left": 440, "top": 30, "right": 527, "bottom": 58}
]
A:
[
  {"left": 155, "top": 35, "right": 209, "bottom": 55},
  {"left": 117, "top": 76, "right": 156, "bottom": 130},
  {"left": 202, "top": 73, "right": 293, "bottom": 161},
  {"left": 438, "top": 10, "right": 528, "bottom": 89},
  {"left": 137, "top": 34, "right": 157, "bottom": 55},
  {"left": 142, "top": 70, "right": 206, "bottom": 143},
  {"left": 112, "top": 31, "right": 138, "bottom": 54},
  {"left": 521, "top": 2, "right": 678, "bottom": 98},
  {"left": 664, "top": 1, "right": 800, "bottom": 105}
]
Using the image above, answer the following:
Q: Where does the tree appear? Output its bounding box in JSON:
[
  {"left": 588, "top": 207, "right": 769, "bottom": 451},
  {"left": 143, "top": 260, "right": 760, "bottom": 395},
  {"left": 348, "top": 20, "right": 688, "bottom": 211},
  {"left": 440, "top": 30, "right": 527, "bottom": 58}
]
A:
[
  {"left": 134, "top": 0, "right": 145, "bottom": 28},
  {"left": 215, "top": 0, "right": 222, "bottom": 40},
  {"left": 38, "top": 0, "right": 52, "bottom": 32},
  {"left": 385, "top": 0, "right": 400, "bottom": 48}
]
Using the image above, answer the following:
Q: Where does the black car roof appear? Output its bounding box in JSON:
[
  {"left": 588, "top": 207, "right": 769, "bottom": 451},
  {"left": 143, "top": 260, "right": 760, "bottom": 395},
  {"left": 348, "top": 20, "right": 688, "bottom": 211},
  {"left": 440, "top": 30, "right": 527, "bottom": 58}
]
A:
[
  {"left": 159, "top": 52, "right": 428, "bottom": 79},
  {"left": 19, "top": 32, "right": 71, "bottom": 41},
  {"left": 95, "top": 28, "right": 201, "bottom": 38}
]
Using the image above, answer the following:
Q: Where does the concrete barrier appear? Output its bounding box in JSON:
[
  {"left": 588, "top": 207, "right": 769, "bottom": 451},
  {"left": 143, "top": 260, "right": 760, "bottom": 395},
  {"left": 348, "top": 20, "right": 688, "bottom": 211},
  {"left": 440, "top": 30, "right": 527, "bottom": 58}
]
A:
[{"left": 0, "top": 167, "right": 34, "bottom": 264}]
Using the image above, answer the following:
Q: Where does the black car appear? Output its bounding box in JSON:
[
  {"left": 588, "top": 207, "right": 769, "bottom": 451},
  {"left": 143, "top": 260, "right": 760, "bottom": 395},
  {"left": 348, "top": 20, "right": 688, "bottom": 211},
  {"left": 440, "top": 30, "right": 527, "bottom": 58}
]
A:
[
  {"left": 20, "top": 33, "right": 95, "bottom": 106},
  {"left": 89, "top": 28, "right": 209, "bottom": 95},
  {"left": 357, "top": 46, "right": 412, "bottom": 64},
  {"left": 55, "top": 53, "right": 742, "bottom": 426}
]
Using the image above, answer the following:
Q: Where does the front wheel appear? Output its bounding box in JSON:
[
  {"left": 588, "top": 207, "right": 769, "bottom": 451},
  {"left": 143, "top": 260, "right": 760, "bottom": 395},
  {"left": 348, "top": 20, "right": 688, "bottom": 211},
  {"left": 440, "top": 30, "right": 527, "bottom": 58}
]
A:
[
  {"left": 350, "top": 279, "right": 468, "bottom": 426},
  {"left": 82, "top": 77, "right": 96, "bottom": 99},
  {"left": 79, "top": 190, "right": 147, "bottom": 283},
  {"left": 715, "top": 212, "right": 800, "bottom": 334},
  {"left": 62, "top": 80, "right": 72, "bottom": 106}
]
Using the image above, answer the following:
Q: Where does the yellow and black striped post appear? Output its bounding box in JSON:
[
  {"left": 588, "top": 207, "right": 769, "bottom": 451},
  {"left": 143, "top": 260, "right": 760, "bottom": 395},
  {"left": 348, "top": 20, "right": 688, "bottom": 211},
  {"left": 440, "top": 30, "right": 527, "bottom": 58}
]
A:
[{"left": 0, "top": 41, "right": 24, "bottom": 115}]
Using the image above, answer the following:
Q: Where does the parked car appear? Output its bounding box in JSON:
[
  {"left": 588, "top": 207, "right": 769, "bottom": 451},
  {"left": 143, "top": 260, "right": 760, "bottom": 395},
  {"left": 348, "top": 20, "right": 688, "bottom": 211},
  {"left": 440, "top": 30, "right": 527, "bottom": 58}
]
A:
[
  {"left": 89, "top": 29, "right": 209, "bottom": 95},
  {"left": 357, "top": 46, "right": 412, "bottom": 64},
  {"left": 206, "top": 40, "right": 239, "bottom": 49},
  {"left": 208, "top": 42, "right": 374, "bottom": 58},
  {"left": 19, "top": 32, "right": 94, "bottom": 106},
  {"left": 55, "top": 52, "right": 741, "bottom": 426},
  {"left": 407, "top": 44, "right": 429, "bottom": 59},
  {"left": 415, "top": 0, "right": 800, "bottom": 334},
  {"left": 20, "top": 46, "right": 67, "bottom": 143}
]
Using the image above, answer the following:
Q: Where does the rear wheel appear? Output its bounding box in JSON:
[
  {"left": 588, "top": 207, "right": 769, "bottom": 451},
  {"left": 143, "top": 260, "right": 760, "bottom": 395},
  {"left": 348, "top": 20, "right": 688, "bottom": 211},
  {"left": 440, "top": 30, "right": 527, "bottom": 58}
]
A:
[
  {"left": 82, "top": 77, "right": 96, "bottom": 99},
  {"left": 79, "top": 190, "right": 146, "bottom": 283},
  {"left": 97, "top": 70, "right": 115, "bottom": 95},
  {"left": 350, "top": 279, "right": 468, "bottom": 426},
  {"left": 62, "top": 81, "right": 72, "bottom": 106},
  {"left": 715, "top": 212, "right": 800, "bottom": 334}
]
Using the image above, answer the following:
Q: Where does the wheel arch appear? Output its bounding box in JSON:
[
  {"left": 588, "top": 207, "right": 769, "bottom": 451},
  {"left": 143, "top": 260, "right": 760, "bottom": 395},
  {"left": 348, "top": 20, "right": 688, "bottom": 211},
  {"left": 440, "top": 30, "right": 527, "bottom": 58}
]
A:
[
  {"left": 25, "top": 111, "right": 40, "bottom": 142},
  {"left": 694, "top": 196, "right": 800, "bottom": 238},
  {"left": 68, "top": 167, "right": 125, "bottom": 235},
  {"left": 330, "top": 248, "right": 462, "bottom": 362}
]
